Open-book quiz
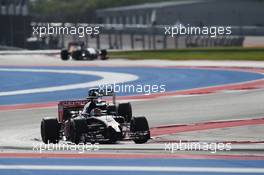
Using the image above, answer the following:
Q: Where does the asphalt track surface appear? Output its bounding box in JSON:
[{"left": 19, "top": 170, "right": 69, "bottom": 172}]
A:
[{"left": 0, "top": 54, "right": 264, "bottom": 174}]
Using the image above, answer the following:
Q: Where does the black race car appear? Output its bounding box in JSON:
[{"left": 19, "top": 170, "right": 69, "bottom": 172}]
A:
[
  {"left": 60, "top": 42, "right": 108, "bottom": 61},
  {"left": 40, "top": 88, "right": 150, "bottom": 144}
]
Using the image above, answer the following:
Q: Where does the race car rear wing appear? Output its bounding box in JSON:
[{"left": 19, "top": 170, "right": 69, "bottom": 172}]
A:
[{"left": 58, "top": 99, "right": 89, "bottom": 122}]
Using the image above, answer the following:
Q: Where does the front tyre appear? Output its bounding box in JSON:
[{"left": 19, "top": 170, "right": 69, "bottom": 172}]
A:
[
  {"left": 130, "top": 116, "right": 150, "bottom": 144},
  {"left": 100, "top": 49, "right": 108, "bottom": 60},
  {"left": 41, "top": 117, "right": 60, "bottom": 144}
]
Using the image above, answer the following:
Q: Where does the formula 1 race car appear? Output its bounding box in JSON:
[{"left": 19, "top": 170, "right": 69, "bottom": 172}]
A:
[
  {"left": 40, "top": 88, "right": 150, "bottom": 144},
  {"left": 60, "top": 42, "right": 108, "bottom": 61}
]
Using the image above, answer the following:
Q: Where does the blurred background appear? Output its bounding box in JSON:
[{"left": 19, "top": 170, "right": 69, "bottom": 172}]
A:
[{"left": 0, "top": 0, "right": 264, "bottom": 50}]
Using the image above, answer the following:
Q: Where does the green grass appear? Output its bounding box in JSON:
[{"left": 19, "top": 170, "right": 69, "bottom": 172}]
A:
[{"left": 109, "top": 47, "right": 264, "bottom": 61}]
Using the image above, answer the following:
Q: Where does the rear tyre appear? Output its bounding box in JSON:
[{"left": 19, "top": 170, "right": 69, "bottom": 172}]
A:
[
  {"left": 130, "top": 116, "right": 150, "bottom": 144},
  {"left": 71, "top": 50, "right": 82, "bottom": 60},
  {"left": 60, "top": 49, "right": 69, "bottom": 60},
  {"left": 69, "top": 118, "right": 87, "bottom": 144},
  {"left": 41, "top": 117, "right": 60, "bottom": 144},
  {"left": 106, "top": 127, "right": 117, "bottom": 144},
  {"left": 117, "top": 103, "right": 132, "bottom": 122}
]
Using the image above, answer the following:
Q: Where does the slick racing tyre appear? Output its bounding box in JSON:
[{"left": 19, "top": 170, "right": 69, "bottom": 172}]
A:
[
  {"left": 130, "top": 116, "right": 150, "bottom": 144},
  {"left": 117, "top": 103, "right": 132, "bottom": 122},
  {"left": 71, "top": 50, "right": 82, "bottom": 60},
  {"left": 41, "top": 117, "right": 60, "bottom": 144},
  {"left": 69, "top": 118, "right": 87, "bottom": 144},
  {"left": 60, "top": 49, "right": 69, "bottom": 60},
  {"left": 106, "top": 126, "right": 118, "bottom": 144},
  {"left": 100, "top": 49, "right": 108, "bottom": 60}
]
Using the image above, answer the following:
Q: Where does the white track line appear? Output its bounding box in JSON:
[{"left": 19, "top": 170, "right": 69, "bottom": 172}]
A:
[
  {"left": 0, "top": 68, "right": 138, "bottom": 96},
  {"left": 0, "top": 165, "right": 263, "bottom": 173}
]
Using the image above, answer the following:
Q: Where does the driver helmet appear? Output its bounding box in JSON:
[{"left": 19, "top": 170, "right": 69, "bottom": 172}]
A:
[
  {"left": 87, "top": 91, "right": 99, "bottom": 99},
  {"left": 90, "top": 108, "right": 101, "bottom": 116}
]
